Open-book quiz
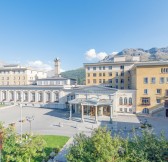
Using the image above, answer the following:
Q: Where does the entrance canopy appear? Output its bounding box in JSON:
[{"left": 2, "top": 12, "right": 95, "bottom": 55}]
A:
[{"left": 69, "top": 97, "right": 113, "bottom": 106}]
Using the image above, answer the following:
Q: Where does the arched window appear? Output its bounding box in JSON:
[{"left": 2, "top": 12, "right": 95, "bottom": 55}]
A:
[
  {"left": 119, "top": 97, "right": 123, "bottom": 105},
  {"left": 124, "top": 97, "right": 127, "bottom": 105},
  {"left": 129, "top": 97, "right": 132, "bottom": 105},
  {"left": 142, "top": 108, "right": 149, "bottom": 114}
]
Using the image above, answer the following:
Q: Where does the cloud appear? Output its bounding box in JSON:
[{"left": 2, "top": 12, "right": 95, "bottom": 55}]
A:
[
  {"left": 85, "top": 49, "right": 97, "bottom": 60},
  {"left": 85, "top": 49, "right": 118, "bottom": 61},
  {"left": 27, "top": 60, "right": 53, "bottom": 71}
]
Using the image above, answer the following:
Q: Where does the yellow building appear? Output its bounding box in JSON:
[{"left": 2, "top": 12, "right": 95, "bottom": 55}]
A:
[
  {"left": 84, "top": 57, "right": 134, "bottom": 89},
  {"left": 0, "top": 64, "right": 47, "bottom": 86},
  {"left": 131, "top": 62, "right": 168, "bottom": 114},
  {"left": 84, "top": 56, "right": 168, "bottom": 114}
]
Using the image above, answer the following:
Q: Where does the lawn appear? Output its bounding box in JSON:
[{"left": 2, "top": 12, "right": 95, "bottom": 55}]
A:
[{"left": 32, "top": 135, "right": 69, "bottom": 161}]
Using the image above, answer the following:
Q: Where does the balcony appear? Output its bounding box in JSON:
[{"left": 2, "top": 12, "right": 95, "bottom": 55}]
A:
[{"left": 141, "top": 103, "right": 151, "bottom": 106}]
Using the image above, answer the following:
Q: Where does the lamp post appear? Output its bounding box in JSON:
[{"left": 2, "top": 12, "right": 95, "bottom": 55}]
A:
[
  {"left": 26, "top": 116, "right": 34, "bottom": 135},
  {"left": 20, "top": 96, "right": 23, "bottom": 142},
  {"left": 0, "top": 131, "right": 3, "bottom": 162}
]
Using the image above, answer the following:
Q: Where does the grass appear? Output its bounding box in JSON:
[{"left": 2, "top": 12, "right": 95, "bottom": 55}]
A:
[
  {"left": 32, "top": 135, "right": 69, "bottom": 162},
  {"left": 42, "top": 135, "right": 70, "bottom": 155}
]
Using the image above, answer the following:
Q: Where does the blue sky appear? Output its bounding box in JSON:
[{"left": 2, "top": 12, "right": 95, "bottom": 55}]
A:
[{"left": 0, "top": 0, "right": 168, "bottom": 71}]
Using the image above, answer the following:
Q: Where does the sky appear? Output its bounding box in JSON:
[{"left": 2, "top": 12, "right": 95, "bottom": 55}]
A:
[{"left": 0, "top": 0, "right": 168, "bottom": 71}]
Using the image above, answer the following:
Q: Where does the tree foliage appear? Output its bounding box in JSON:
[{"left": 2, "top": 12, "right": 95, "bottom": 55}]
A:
[
  {"left": 61, "top": 68, "right": 85, "bottom": 85},
  {"left": 67, "top": 127, "right": 168, "bottom": 162},
  {"left": 0, "top": 122, "right": 46, "bottom": 162}
]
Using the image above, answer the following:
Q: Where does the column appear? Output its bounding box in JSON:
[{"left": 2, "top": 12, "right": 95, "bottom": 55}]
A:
[
  {"left": 95, "top": 106, "right": 98, "bottom": 123},
  {"left": 110, "top": 105, "right": 113, "bottom": 124},
  {"left": 75, "top": 104, "right": 77, "bottom": 113},
  {"left": 35, "top": 91, "right": 38, "bottom": 103},
  {"left": 81, "top": 104, "right": 84, "bottom": 122},
  {"left": 21, "top": 91, "right": 24, "bottom": 102},
  {"left": 69, "top": 104, "right": 72, "bottom": 120},
  {"left": 50, "top": 91, "right": 53, "bottom": 102},
  {"left": 43, "top": 91, "right": 46, "bottom": 103},
  {"left": 14, "top": 91, "right": 17, "bottom": 103},
  {"left": 28, "top": 91, "right": 31, "bottom": 103}
]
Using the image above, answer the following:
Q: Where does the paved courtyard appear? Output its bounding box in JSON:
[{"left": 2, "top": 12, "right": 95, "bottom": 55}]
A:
[{"left": 0, "top": 106, "right": 168, "bottom": 138}]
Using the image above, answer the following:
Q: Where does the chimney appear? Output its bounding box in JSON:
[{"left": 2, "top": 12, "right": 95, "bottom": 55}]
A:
[{"left": 54, "top": 58, "right": 61, "bottom": 77}]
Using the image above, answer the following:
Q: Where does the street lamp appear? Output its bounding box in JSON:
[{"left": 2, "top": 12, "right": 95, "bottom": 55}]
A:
[
  {"left": 19, "top": 96, "right": 23, "bottom": 142},
  {"left": 26, "top": 116, "right": 34, "bottom": 135},
  {"left": 0, "top": 131, "right": 3, "bottom": 162}
]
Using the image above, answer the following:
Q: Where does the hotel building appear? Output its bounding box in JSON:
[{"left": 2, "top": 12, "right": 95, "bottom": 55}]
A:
[
  {"left": 131, "top": 62, "right": 168, "bottom": 114},
  {"left": 84, "top": 56, "right": 140, "bottom": 89},
  {"left": 84, "top": 56, "right": 168, "bottom": 115},
  {"left": 0, "top": 64, "right": 47, "bottom": 85}
]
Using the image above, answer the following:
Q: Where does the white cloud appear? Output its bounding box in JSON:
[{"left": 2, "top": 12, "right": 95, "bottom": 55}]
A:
[
  {"left": 27, "top": 60, "right": 52, "bottom": 71},
  {"left": 85, "top": 49, "right": 97, "bottom": 60},
  {"left": 97, "top": 52, "right": 108, "bottom": 60},
  {"left": 85, "top": 49, "right": 118, "bottom": 61}
]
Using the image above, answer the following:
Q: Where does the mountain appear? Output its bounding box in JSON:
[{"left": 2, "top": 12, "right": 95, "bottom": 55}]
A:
[
  {"left": 61, "top": 68, "right": 85, "bottom": 85},
  {"left": 101, "top": 47, "right": 168, "bottom": 62}
]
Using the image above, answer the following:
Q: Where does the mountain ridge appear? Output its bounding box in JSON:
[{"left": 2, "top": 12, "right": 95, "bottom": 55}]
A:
[{"left": 101, "top": 46, "right": 168, "bottom": 62}]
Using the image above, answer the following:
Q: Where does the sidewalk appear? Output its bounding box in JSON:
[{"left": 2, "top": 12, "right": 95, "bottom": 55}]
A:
[{"left": 53, "top": 137, "right": 74, "bottom": 162}]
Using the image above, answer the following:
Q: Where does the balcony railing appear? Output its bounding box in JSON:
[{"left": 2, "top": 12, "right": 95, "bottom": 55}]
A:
[{"left": 141, "top": 103, "right": 150, "bottom": 106}]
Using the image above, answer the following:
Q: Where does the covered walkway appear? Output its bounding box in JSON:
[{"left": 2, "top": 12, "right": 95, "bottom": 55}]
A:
[{"left": 68, "top": 98, "right": 114, "bottom": 123}]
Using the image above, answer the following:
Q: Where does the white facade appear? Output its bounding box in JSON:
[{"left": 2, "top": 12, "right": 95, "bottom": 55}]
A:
[{"left": 115, "top": 90, "right": 136, "bottom": 113}]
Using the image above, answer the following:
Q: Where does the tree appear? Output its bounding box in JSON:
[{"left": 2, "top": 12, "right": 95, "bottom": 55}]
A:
[
  {"left": 0, "top": 122, "right": 46, "bottom": 162},
  {"left": 67, "top": 127, "right": 124, "bottom": 162},
  {"left": 67, "top": 127, "right": 168, "bottom": 162}
]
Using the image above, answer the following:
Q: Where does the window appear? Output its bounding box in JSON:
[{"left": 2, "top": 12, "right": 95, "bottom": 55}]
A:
[
  {"left": 93, "top": 79, "right": 96, "bottom": 84},
  {"left": 99, "top": 66, "right": 102, "bottom": 70},
  {"left": 121, "top": 72, "right": 124, "bottom": 76},
  {"left": 116, "top": 72, "right": 118, "bottom": 76},
  {"left": 119, "top": 97, "right": 123, "bottom": 105},
  {"left": 87, "top": 73, "right": 90, "bottom": 77},
  {"left": 103, "top": 79, "right": 106, "bottom": 83},
  {"left": 116, "top": 85, "right": 118, "bottom": 89},
  {"left": 93, "top": 67, "right": 96, "bottom": 70},
  {"left": 161, "top": 68, "right": 168, "bottom": 73},
  {"left": 108, "top": 79, "right": 112, "bottom": 83},
  {"left": 120, "top": 108, "right": 123, "bottom": 112},
  {"left": 109, "top": 66, "right": 112, "bottom": 70},
  {"left": 120, "top": 65, "right": 124, "bottom": 69},
  {"left": 144, "top": 77, "right": 148, "bottom": 84},
  {"left": 99, "top": 79, "right": 102, "bottom": 84},
  {"left": 144, "top": 89, "right": 148, "bottom": 94},
  {"left": 165, "top": 90, "right": 168, "bottom": 96},
  {"left": 156, "top": 99, "right": 161, "bottom": 104},
  {"left": 115, "top": 79, "right": 118, "bottom": 83},
  {"left": 103, "top": 73, "right": 105, "bottom": 76},
  {"left": 166, "top": 77, "right": 168, "bottom": 83},
  {"left": 93, "top": 73, "right": 96, "bottom": 77},
  {"left": 121, "top": 79, "right": 124, "bottom": 83},
  {"left": 124, "top": 97, "right": 127, "bottom": 105},
  {"left": 103, "top": 66, "right": 105, "bottom": 70},
  {"left": 87, "top": 79, "right": 90, "bottom": 84},
  {"left": 109, "top": 72, "right": 112, "bottom": 76},
  {"left": 160, "top": 77, "right": 164, "bottom": 84},
  {"left": 99, "top": 73, "right": 102, "bottom": 77},
  {"left": 129, "top": 98, "right": 132, "bottom": 105},
  {"left": 151, "top": 77, "right": 156, "bottom": 84},
  {"left": 129, "top": 108, "right": 132, "bottom": 112},
  {"left": 141, "top": 97, "right": 150, "bottom": 105},
  {"left": 87, "top": 67, "right": 90, "bottom": 70},
  {"left": 156, "top": 89, "right": 161, "bottom": 94}
]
